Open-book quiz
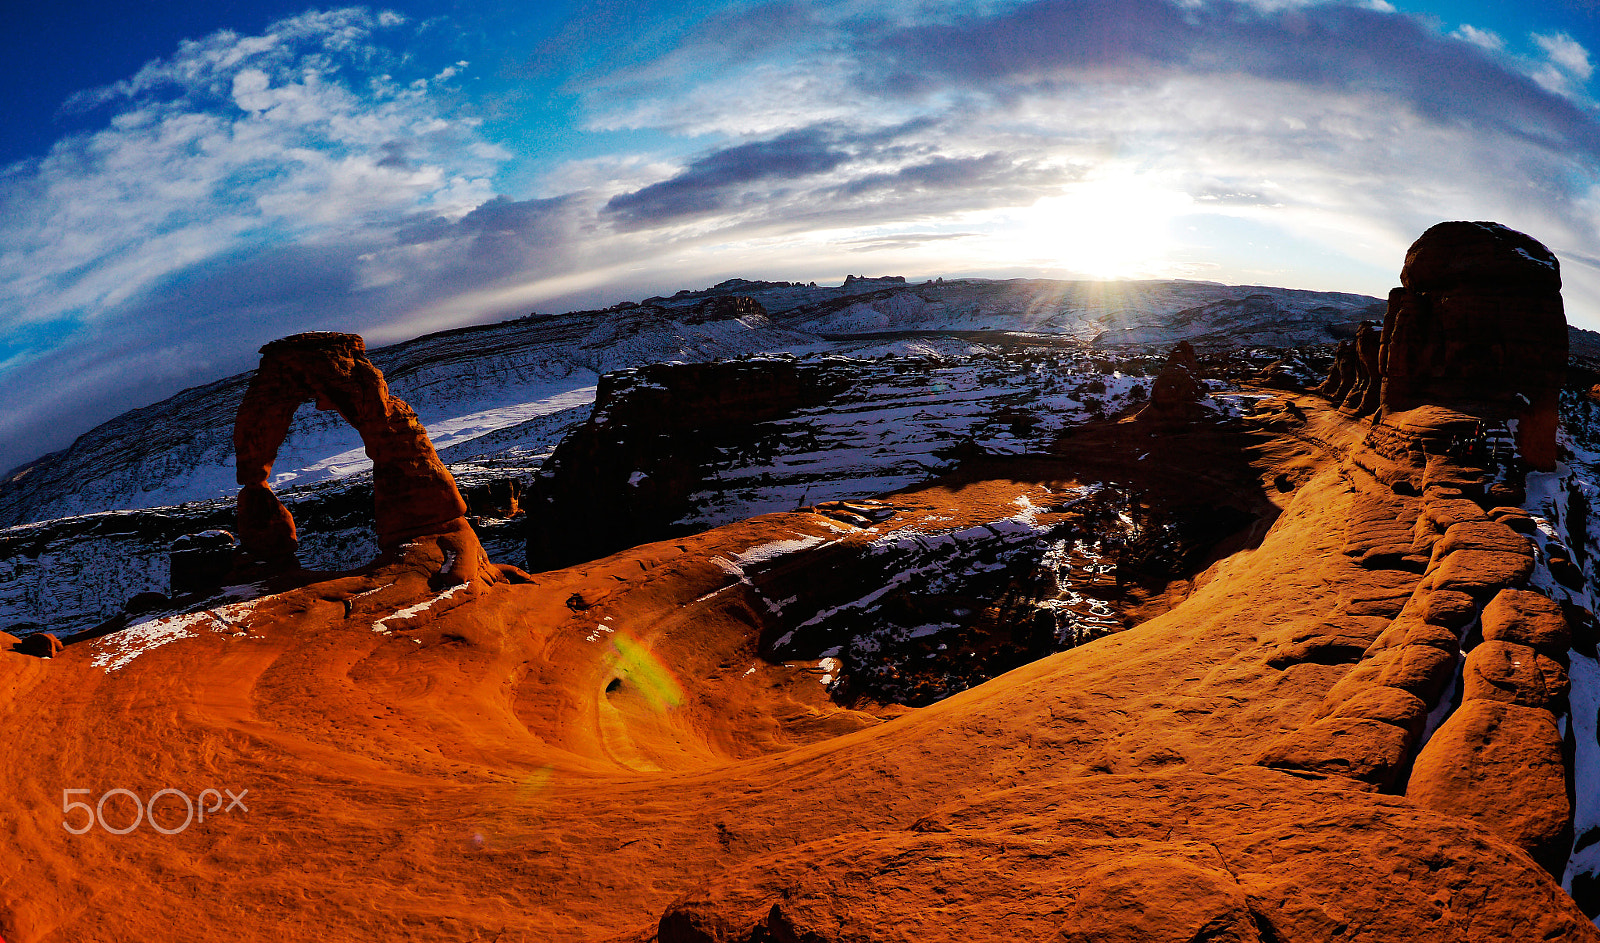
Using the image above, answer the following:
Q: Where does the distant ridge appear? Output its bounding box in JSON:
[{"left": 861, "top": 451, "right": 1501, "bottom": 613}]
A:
[{"left": 0, "top": 276, "right": 1380, "bottom": 528}]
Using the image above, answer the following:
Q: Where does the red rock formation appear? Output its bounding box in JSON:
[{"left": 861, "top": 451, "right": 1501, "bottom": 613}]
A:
[
  {"left": 660, "top": 767, "right": 1592, "bottom": 943},
  {"left": 1407, "top": 587, "right": 1574, "bottom": 873},
  {"left": 1318, "top": 338, "right": 1357, "bottom": 402},
  {"left": 1379, "top": 222, "right": 1567, "bottom": 469},
  {"left": 1135, "top": 341, "right": 1209, "bottom": 423},
  {"left": 4, "top": 386, "right": 1599, "bottom": 940},
  {"left": 233, "top": 332, "right": 491, "bottom": 582},
  {"left": 1339, "top": 322, "right": 1381, "bottom": 416}
]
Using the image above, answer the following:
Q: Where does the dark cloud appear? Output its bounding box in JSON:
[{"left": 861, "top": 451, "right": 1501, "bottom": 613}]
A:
[
  {"left": 604, "top": 126, "right": 855, "bottom": 225},
  {"left": 398, "top": 194, "right": 573, "bottom": 245},
  {"left": 858, "top": 0, "right": 1197, "bottom": 94},
  {"left": 459, "top": 194, "right": 574, "bottom": 234},
  {"left": 858, "top": 0, "right": 1600, "bottom": 161},
  {"left": 835, "top": 153, "right": 1061, "bottom": 197},
  {"left": 604, "top": 130, "right": 1074, "bottom": 239}
]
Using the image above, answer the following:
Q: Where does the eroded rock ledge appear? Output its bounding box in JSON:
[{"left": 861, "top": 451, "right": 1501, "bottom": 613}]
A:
[{"left": 1256, "top": 221, "right": 1584, "bottom": 877}]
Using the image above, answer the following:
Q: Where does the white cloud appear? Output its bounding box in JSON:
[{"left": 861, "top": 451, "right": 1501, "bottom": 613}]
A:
[
  {"left": 1535, "top": 31, "right": 1594, "bottom": 80},
  {"left": 0, "top": 8, "right": 505, "bottom": 335},
  {"left": 553, "top": 0, "right": 1600, "bottom": 319},
  {"left": 1452, "top": 24, "right": 1504, "bottom": 53}
]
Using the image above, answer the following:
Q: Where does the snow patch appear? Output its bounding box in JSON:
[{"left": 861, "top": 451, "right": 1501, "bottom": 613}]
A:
[
  {"left": 92, "top": 598, "right": 263, "bottom": 672},
  {"left": 729, "top": 535, "right": 828, "bottom": 568},
  {"left": 371, "top": 583, "right": 471, "bottom": 634},
  {"left": 817, "top": 656, "right": 841, "bottom": 687},
  {"left": 1513, "top": 246, "right": 1556, "bottom": 270}
]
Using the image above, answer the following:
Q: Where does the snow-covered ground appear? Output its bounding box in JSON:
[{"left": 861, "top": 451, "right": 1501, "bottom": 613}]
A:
[
  {"left": 273, "top": 384, "right": 598, "bottom": 489},
  {"left": 676, "top": 348, "right": 1152, "bottom": 529},
  {"left": 1527, "top": 409, "right": 1600, "bottom": 915}
]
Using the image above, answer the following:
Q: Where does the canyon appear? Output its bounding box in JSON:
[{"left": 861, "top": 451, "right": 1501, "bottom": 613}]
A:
[{"left": 0, "top": 226, "right": 1598, "bottom": 941}]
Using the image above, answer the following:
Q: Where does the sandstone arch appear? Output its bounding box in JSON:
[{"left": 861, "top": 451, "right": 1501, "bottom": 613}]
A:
[{"left": 233, "top": 332, "right": 487, "bottom": 579}]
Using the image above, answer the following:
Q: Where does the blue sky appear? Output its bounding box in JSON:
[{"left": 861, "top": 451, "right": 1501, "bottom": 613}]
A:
[{"left": 4, "top": 0, "right": 1600, "bottom": 472}]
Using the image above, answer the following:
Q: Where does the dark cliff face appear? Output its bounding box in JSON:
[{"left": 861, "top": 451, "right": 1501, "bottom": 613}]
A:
[{"left": 525, "top": 357, "right": 842, "bottom": 571}]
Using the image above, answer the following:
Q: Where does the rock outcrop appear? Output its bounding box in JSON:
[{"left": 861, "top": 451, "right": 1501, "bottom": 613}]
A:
[
  {"left": 233, "top": 332, "right": 492, "bottom": 583},
  {"left": 1256, "top": 420, "right": 1576, "bottom": 869},
  {"left": 658, "top": 767, "right": 1591, "bottom": 943},
  {"left": 1312, "top": 222, "right": 1567, "bottom": 469},
  {"left": 168, "top": 530, "right": 237, "bottom": 597},
  {"left": 1340, "top": 322, "right": 1381, "bottom": 416},
  {"left": 1407, "top": 588, "right": 1573, "bottom": 873},
  {"left": 1260, "top": 224, "right": 1582, "bottom": 879},
  {"left": 526, "top": 357, "right": 839, "bottom": 571},
  {"left": 1381, "top": 222, "right": 1567, "bottom": 469},
  {"left": 1318, "top": 338, "right": 1357, "bottom": 402},
  {"left": 12, "top": 631, "right": 61, "bottom": 658},
  {"left": 1134, "top": 341, "right": 1209, "bottom": 423}
]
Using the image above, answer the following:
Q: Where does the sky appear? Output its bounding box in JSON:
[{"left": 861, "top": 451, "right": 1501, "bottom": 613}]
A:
[{"left": 4, "top": 0, "right": 1600, "bottom": 472}]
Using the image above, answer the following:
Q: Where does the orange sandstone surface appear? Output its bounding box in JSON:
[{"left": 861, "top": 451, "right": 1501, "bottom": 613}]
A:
[{"left": 0, "top": 389, "right": 1592, "bottom": 941}]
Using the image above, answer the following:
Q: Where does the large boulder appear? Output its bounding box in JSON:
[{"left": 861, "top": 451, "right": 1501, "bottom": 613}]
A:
[
  {"left": 525, "top": 356, "right": 838, "bottom": 571},
  {"left": 169, "top": 530, "right": 238, "bottom": 597},
  {"left": 1379, "top": 222, "right": 1567, "bottom": 469},
  {"left": 1407, "top": 699, "right": 1572, "bottom": 874}
]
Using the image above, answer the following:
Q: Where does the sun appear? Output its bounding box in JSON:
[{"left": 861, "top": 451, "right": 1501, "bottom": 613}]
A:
[{"left": 1002, "top": 172, "right": 1192, "bottom": 280}]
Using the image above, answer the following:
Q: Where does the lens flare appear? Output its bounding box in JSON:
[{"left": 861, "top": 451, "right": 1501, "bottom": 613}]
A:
[
  {"left": 515, "top": 764, "right": 556, "bottom": 802},
  {"left": 607, "top": 632, "right": 685, "bottom": 712}
]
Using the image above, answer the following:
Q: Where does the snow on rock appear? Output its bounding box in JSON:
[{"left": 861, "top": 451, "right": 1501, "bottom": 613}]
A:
[
  {"left": 371, "top": 583, "right": 474, "bottom": 635},
  {"left": 727, "top": 536, "right": 830, "bottom": 569},
  {"left": 817, "top": 656, "right": 841, "bottom": 687},
  {"left": 90, "top": 597, "right": 263, "bottom": 672},
  {"left": 1517, "top": 444, "right": 1600, "bottom": 910}
]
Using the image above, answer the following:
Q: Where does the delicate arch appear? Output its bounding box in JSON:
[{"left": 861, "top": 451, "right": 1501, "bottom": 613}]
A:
[{"left": 233, "top": 332, "right": 469, "bottom": 564}]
